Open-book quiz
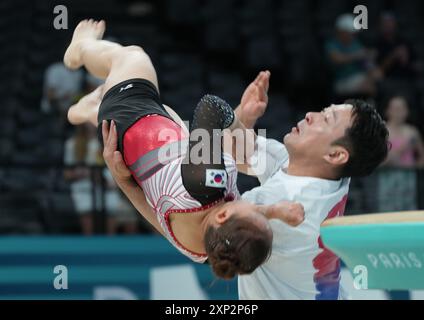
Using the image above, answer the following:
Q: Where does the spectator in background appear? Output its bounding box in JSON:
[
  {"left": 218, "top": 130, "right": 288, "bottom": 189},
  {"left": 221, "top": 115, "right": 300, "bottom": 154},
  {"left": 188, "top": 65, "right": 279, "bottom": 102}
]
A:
[
  {"left": 326, "top": 14, "right": 379, "bottom": 98},
  {"left": 385, "top": 96, "right": 424, "bottom": 168},
  {"left": 86, "top": 73, "right": 104, "bottom": 93},
  {"left": 376, "top": 12, "right": 421, "bottom": 81},
  {"left": 64, "top": 123, "right": 139, "bottom": 235},
  {"left": 64, "top": 122, "right": 104, "bottom": 235},
  {"left": 378, "top": 96, "right": 424, "bottom": 212},
  {"left": 104, "top": 170, "right": 142, "bottom": 235},
  {"left": 378, "top": 96, "right": 424, "bottom": 301},
  {"left": 41, "top": 62, "right": 83, "bottom": 117}
]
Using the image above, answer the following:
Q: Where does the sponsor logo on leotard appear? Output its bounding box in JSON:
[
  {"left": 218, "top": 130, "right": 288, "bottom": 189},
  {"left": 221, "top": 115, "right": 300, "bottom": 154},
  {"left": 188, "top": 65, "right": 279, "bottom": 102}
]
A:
[{"left": 119, "top": 83, "right": 133, "bottom": 92}]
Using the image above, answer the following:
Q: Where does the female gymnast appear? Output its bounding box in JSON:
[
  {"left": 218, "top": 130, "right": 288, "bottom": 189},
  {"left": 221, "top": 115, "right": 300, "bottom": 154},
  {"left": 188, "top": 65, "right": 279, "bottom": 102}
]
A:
[{"left": 64, "top": 19, "right": 304, "bottom": 279}]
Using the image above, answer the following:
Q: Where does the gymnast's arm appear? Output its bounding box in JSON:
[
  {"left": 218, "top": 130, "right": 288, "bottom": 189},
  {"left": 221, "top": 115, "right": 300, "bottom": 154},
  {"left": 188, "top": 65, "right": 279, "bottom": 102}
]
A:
[
  {"left": 187, "top": 93, "right": 257, "bottom": 176},
  {"left": 101, "top": 120, "right": 165, "bottom": 237},
  {"left": 223, "top": 110, "right": 288, "bottom": 187},
  {"left": 223, "top": 116, "right": 257, "bottom": 176},
  {"left": 257, "top": 201, "right": 304, "bottom": 227},
  {"left": 194, "top": 93, "right": 286, "bottom": 183}
]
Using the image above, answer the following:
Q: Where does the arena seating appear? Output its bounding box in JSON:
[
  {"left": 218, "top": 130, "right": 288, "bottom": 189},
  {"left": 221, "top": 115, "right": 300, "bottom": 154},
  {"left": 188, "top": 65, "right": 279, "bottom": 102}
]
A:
[{"left": 1, "top": 0, "right": 424, "bottom": 233}]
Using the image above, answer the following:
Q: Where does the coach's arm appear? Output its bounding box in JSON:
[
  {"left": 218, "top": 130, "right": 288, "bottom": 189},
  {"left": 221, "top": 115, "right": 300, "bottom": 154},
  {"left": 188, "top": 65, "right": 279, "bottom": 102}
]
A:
[{"left": 101, "top": 120, "right": 165, "bottom": 236}]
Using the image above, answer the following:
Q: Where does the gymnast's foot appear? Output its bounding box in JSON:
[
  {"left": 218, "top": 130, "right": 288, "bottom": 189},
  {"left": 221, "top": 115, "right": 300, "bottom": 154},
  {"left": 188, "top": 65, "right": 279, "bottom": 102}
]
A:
[
  {"left": 68, "top": 85, "right": 103, "bottom": 125},
  {"left": 64, "top": 19, "right": 106, "bottom": 70}
]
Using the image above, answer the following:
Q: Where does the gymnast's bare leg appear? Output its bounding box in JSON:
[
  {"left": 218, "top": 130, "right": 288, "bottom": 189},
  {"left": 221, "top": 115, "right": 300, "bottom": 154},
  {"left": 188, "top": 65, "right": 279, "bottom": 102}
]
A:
[{"left": 64, "top": 19, "right": 186, "bottom": 131}]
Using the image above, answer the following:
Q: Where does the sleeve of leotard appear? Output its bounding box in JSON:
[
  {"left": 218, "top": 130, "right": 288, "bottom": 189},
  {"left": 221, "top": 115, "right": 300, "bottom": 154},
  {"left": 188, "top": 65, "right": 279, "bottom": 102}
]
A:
[
  {"left": 181, "top": 95, "right": 235, "bottom": 205},
  {"left": 190, "top": 94, "right": 235, "bottom": 132}
]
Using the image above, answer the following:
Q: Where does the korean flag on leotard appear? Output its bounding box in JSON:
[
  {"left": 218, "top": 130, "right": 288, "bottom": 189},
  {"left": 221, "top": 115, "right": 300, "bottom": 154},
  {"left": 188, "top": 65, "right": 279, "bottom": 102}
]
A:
[{"left": 205, "top": 169, "right": 227, "bottom": 188}]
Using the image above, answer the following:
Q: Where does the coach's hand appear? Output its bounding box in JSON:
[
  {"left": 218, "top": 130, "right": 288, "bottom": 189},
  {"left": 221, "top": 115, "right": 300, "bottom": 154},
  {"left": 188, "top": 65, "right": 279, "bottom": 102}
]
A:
[
  {"left": 102, "top": 120, "right": 132, "bottom": 185},
  {"left": 235, "top": 70, "right": 270, "bottom": 129}
]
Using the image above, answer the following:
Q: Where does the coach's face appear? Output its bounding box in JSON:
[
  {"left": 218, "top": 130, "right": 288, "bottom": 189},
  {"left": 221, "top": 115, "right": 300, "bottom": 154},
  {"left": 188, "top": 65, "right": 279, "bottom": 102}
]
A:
[{"left": 284, "top": 104, "right": 354, "bottom": 168}]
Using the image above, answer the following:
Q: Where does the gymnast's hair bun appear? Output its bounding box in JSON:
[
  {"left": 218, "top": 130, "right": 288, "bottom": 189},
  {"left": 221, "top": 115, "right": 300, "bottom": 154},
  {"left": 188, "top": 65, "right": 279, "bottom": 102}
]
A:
[
  {"left": 204, "top": 215, "right": 272, "bottom": 280},
  {"left": 211, "top": 255, "right": 238, "bottom": 280}
]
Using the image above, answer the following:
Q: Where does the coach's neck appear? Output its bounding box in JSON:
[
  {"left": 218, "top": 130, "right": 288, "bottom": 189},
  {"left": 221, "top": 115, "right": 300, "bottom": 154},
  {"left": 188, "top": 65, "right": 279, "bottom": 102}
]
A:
[{"left": 286, "top": 161, "right": 341, "bottom": 181}]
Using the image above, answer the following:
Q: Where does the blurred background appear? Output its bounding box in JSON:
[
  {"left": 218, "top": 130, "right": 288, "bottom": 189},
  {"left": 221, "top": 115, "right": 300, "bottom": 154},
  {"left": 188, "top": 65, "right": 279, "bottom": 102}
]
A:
[{"left": 0, "top": 0, "right": 423, "bottom": 300}]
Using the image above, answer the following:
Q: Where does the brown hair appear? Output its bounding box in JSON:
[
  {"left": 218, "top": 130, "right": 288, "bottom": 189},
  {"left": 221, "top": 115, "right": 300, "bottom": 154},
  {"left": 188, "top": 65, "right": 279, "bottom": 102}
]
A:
[
  {"left": 204, "top": 215, "right": 272, "bottom": 280},
  {"left": 335, "top": 99, "right": 389, "bottom": 178}
]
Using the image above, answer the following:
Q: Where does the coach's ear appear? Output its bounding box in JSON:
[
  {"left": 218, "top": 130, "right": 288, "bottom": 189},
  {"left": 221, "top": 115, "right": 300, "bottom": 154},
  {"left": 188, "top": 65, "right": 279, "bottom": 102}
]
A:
[{"left": 323, "top": 145, "right": 349, "bottom": 166}]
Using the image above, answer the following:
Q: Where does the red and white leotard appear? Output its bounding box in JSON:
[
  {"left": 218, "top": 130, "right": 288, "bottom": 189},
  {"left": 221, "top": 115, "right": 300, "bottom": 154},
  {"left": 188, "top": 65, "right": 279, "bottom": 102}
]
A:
[{"left": 123, "top": 114, "right": 239, "bottom": 263}]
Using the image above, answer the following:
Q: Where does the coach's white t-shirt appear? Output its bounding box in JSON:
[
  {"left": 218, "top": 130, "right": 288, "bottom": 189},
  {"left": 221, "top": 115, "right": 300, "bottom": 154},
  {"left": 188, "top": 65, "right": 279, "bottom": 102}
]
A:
[{"left": 239, "top": 136, "right": 350, "bottom": 300}]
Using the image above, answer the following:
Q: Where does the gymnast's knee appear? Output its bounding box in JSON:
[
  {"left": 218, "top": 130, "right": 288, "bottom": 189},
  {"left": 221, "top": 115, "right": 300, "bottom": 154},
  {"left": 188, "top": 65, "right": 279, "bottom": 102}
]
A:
[
  {"left": 122, "top": 45, "right": 145, "bottom": 54},
  {"left": 117, "top": 45, "right": 152, "bottom": 64}
]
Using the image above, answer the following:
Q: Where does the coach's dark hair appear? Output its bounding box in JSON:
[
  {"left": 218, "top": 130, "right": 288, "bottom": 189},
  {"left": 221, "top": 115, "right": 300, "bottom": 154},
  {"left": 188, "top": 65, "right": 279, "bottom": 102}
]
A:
[
  {"left": 334, "top": 99, "right": 389, "bottom": 178},
  {"left": 204, "top": 215, "right": 272, "bottom": 280}
]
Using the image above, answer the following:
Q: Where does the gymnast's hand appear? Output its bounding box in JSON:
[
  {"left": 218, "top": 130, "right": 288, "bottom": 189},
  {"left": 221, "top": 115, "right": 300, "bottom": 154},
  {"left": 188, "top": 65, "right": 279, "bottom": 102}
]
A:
[
  {"left": 235, "top": 70, "right": 270, "bottom": 129},
  {"left": 102, "top": 120, "right": 132, "bottom": 185},
  {"left": 269, "top": 201, "right": 305, "bottom": 227}
]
